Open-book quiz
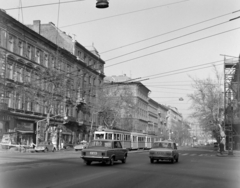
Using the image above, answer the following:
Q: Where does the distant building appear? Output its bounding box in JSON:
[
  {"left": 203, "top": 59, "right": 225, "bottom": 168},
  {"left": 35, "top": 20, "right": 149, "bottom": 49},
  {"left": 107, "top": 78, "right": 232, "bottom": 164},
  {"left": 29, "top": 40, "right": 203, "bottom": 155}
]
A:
[{"left": 104, "top": 75, "right": 151, "bottom": 133}]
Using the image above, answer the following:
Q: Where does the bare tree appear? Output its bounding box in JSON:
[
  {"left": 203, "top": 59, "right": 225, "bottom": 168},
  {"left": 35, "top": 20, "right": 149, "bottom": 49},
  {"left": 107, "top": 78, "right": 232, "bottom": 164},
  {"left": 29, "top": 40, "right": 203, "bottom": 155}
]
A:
[
  {"left": 93, "top": 84, "right": 137, "bottom": 130},
  {"left": 188, "top": 66, "right": 223, "bottom": 141}
]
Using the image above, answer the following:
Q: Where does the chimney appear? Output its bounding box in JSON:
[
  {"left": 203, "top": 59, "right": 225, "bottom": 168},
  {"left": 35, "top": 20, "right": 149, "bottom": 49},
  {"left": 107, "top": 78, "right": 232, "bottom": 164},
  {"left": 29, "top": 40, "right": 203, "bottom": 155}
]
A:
[{"left": 33, "top": 20, "right": 41, "bottom": 34}]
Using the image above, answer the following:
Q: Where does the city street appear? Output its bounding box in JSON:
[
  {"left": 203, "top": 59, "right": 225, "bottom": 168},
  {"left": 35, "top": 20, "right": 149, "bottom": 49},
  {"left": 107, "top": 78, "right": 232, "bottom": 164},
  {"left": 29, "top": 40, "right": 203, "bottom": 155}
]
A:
[{"left": 0, "top": 147, "right": 239, "bottom": 188}]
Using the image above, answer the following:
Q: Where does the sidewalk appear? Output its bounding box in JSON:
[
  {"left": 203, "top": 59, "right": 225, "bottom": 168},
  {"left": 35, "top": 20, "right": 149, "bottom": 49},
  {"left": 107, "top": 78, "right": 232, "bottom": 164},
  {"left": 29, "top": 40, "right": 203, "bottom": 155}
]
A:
[{"left": 216, "top": 150, "right": 240, "bottom": 157}]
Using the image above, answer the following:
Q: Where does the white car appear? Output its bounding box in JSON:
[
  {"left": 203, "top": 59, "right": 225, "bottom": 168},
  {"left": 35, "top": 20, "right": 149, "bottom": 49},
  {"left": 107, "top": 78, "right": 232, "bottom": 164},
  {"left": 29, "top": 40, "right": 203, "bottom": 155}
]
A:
[
  {"left": 74, "top": 141, "right": 88, "bottom": 151},
  {"left": 149, "top": 140, "right": 179, "bottom": 163}
]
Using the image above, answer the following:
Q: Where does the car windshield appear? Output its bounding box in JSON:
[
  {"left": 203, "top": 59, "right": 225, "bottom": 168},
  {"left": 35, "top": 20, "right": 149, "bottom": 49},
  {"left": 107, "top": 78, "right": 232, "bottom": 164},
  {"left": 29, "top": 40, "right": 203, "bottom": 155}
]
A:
[
  {"left": 88, "top": 141, "right": 112, "bottom": 148},
  {"left": 152, "top": 142, "right": 173, "bottom": 149}
]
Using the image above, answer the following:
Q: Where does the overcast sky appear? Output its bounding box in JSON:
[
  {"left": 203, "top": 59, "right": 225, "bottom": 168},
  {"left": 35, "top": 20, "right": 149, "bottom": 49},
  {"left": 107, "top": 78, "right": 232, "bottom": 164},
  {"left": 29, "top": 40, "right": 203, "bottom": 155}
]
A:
[{"left": 1, "top": 0, "right": 240, "bottom": 119}]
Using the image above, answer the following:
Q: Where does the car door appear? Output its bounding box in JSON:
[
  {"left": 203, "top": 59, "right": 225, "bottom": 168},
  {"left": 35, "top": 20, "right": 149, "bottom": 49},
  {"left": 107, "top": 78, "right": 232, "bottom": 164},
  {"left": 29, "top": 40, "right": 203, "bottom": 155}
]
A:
[
  {"left": 116, "top": 141, "right": 125, "bottom": 159},
  {"left": 113, "top": 141, "right": 121, "bottom": 160}
]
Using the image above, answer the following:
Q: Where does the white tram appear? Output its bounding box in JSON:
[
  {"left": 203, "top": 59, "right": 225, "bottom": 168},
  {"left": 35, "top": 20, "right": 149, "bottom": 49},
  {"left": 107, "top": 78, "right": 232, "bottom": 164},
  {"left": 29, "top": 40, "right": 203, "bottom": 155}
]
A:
[{"left": 93, "top": 128, "right": 161, "bottom": 150}]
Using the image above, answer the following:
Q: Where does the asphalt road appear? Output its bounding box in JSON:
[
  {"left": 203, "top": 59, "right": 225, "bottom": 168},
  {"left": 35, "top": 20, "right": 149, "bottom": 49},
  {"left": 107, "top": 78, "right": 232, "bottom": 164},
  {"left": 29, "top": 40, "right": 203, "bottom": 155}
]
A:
[{"left": 0, "top": 147, "right": 239, "bottom": 188}]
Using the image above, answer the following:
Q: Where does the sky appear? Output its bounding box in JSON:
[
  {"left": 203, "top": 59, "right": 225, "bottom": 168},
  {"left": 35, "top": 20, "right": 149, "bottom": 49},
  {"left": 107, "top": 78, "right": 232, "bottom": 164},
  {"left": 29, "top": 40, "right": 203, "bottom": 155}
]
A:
[{"left": 1, "top": 0, "right": 240, "bottom": 120}]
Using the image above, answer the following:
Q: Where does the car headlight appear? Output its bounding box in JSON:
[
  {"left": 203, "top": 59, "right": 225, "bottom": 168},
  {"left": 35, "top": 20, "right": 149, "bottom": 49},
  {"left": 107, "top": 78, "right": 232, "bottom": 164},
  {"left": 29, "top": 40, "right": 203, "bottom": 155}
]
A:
[{"left": 149, "top": 151, "right": 155, "bottom": 155}]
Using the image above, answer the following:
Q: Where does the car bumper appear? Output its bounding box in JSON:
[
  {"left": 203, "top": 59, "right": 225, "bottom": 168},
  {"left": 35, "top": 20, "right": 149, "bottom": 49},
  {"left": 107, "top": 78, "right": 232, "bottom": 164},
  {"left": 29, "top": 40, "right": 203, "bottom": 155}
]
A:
[
  {"left": 81, "top": 156, "right": 110, "bottom": 162},
  {"left": 149, "top": 156, "right": 174, "bottom": 160}
]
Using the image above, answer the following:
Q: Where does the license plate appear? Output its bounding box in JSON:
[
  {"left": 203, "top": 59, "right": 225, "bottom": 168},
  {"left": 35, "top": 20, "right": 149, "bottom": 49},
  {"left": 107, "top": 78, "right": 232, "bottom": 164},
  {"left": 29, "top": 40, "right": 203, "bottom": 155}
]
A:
[{"left": 90, "top": 152, "right": 97, "bottom": 155}]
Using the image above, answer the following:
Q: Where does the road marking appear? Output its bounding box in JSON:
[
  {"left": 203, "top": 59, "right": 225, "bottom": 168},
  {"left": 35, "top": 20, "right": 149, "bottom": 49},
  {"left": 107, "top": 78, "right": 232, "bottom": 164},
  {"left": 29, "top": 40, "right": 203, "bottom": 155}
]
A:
[
  {"left": 181, "top": 153, "right": 188, "bottom": 156},
  {"left": 42, "top": 170, "right": 118, "bottom": 188}
]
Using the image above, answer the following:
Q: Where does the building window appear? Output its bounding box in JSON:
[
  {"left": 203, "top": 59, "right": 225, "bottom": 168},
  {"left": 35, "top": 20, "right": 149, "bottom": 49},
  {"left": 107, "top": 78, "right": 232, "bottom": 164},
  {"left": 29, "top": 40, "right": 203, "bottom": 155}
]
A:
[
  {"left": 15, "top": 93, "right": 22, "bottom": 110},
  {"left": 35, "top": 49, "right": 40, "bottom": 64},
  {"left": 27, "top": 45, "right": 32, "bottom": 60},
  {"left": 44, "top": 54, "right": 49, "bottom": 67},
  {"left": 25, "top": 70, "right": 31, "bottom": 83},
  {"left": 51, "top": 56, "right": 55, "bottom": 69},
  {"left": 18, "top": 40, "right": 23, "bottom": 56},
  {"left": 6, "top": 62, "right": 13, "bottom": 79},
  {"left": 8, "top": 35, "right": 14, "bottom": 52}
]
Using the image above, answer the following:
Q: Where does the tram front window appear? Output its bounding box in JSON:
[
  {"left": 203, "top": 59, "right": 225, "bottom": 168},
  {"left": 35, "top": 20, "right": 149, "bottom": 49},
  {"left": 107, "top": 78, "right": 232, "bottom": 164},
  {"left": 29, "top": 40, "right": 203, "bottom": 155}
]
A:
[{"left": 95, "top": 134, "right": 104, "bottom": 139}]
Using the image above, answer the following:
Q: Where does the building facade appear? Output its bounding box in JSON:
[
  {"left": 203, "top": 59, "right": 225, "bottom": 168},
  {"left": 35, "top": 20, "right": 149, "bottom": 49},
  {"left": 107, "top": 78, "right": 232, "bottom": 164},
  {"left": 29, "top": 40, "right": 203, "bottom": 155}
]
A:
[
  {"left": 0, "top": 10, "right": 105, "bottom": 148},
  {"left": 147, "top": 98, "right": 159, "bottom": 135}
]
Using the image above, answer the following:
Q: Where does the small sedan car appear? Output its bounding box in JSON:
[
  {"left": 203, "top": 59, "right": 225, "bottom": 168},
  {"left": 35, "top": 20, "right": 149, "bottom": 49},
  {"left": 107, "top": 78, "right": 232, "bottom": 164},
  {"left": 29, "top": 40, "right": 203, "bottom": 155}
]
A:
[
  {"left": 81, "top": 140, "right": 128, "bottom": 166},
  {"left": 74, "top": 141, "right": 88, "bottom": 151},
  {"left": 35, "top": 141, "right": 55, "bottom": 152},
  {"left": 149, "top": 140, "right": 179, "bottom": 163}
]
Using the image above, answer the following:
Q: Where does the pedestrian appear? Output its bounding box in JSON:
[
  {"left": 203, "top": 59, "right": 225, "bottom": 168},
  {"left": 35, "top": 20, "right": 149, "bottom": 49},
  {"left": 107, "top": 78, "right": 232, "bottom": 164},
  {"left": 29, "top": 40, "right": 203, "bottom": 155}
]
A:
[{"left": 219, "top": 142, "right": 224, "bottom": 155}]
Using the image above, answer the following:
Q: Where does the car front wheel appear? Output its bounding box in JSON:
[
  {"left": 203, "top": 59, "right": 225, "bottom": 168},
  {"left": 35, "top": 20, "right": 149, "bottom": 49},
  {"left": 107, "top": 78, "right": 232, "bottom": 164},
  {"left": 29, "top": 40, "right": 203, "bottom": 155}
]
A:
[
  {"left": 109, "top": 157, "right": 114, "bottom": 166},
  {"left": 175, "top": 156, "right": 179, "bottom": 163},
  {"left": 121, "top": 155, "right": 127, "bottom": 163},
  {"left": 150, "top": 158, "right": 154, "bottom": 163}
]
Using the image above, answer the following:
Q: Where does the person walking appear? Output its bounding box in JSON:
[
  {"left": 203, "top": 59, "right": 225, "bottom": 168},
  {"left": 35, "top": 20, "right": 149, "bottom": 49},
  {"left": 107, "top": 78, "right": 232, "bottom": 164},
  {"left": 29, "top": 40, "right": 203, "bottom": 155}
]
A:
[{"left": 219, "top": 141, "right": 224, "bottom": 155}]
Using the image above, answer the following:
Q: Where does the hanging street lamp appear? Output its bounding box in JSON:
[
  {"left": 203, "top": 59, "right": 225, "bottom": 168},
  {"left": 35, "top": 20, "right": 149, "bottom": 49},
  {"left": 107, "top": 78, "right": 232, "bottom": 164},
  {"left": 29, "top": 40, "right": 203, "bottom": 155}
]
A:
[{"left": 96, "top": 0, "right": 109, "bottom": 8}]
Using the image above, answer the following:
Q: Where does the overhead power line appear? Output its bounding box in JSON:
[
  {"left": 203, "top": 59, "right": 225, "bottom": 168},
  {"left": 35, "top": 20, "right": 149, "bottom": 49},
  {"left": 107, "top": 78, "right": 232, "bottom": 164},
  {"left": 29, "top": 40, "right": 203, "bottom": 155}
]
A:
[
  {"left": 105, "top": 27, "right": 240, "bottom": 68},
  {"left": 105, "top": 20, "right": 230, "bottom": 62},
  {"left": 100, "top": 10, "right": 240, "bottom": 54},
  {"left": 142, "top": 63, "right": 223, "bottom": 81},
  {"left": 60, "top": 0, "right": 190, "bottom": 28},
  {"left": 140, "top": 60, "right": 223, "bottom": 79},
  {"left": 4, "top": 0, "right": 85, "bottom": 10}
]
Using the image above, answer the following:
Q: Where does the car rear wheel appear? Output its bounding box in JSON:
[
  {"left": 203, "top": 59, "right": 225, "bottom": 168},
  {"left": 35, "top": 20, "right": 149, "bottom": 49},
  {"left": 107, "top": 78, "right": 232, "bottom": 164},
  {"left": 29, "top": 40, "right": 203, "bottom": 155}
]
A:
[
  {"left": 170, "top": 158, "right": 174, "bottom": 163},
  {"left": 150, "top": 158, "right": 154, "bottom": 163},
  {"left": 86, "top": 161, "right": 92, "bottom": 165},
  {"left": 121, "top": 155, "right": 127, "bottom": 163}
]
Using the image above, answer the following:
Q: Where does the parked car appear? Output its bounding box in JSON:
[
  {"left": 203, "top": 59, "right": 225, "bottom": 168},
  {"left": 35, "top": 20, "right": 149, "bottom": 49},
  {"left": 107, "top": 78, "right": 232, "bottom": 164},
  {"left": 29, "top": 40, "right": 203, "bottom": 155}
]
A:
[
  {"left": 74, "top": 140, "right": 88, "bottom": 151},
  {"left": 149, "top": 140, "right": 179, "bottom": 163},
  {"left": 81, "top": 140, "right": 128, "bottom": 166},
  {"left": 35, "top": 141, "right": 56, "bottom": 152}
]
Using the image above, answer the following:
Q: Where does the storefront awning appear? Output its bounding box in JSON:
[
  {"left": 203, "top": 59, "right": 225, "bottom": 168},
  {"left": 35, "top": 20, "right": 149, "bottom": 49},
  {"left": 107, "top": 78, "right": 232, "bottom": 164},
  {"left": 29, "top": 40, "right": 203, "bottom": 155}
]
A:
[{"left": 17, "top": 130, "right": 34, "bottom": 134}]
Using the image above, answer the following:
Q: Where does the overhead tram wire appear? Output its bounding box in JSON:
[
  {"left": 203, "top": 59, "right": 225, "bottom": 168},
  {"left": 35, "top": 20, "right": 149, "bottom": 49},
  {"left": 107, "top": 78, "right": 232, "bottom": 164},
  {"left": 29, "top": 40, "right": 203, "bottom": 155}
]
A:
[
  {"left": 4, "top": 0, "right": 85, "bottom": 10},
  {"left": 139, "top": 59, "right": 223, "bottom": 79},
  {"left": 105, "top": 26, "right": 240, "bottom": 68},
  {"left": 100, "top": 9, "right": 240, "bottom": 54},
  {"left": 141, "top": 63, "right": 223, "bottom": 81},
  {"left": 60, "top": 0, "right": 190, "bottom": 28},
  {"left": 27, "top": 58, "right": 224, "bottom": 92},
  {"left": 104, "top": 20, "right": 231, "bottom": 62}
]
